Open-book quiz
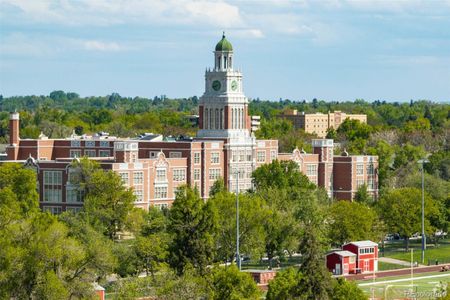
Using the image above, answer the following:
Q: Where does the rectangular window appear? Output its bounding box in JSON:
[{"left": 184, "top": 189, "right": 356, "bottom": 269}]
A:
[
  {"left": 367, "top": 164, "right": 374, "bottom": 175},
  {"left": 71, "top": 140, "right": 81, "bottom": 147},
  {"left": 134, "top": 189, "right": 144, "bottom": 202},
  {"left": 155, "top": 203, "right": 168, "bottom": 210},
  {"left": 368, "top": 178, "right": 374, "bottom": 190},
  {"left": 85, "top": 141, "right": 95, "bottom": 148},
  {"left": 246, "top": 150, "right": 252, "bottom": 162},
  {"left": 173, "top": 169, "right": 186, "bottom": 181},
  {"left": 194, "top": 152, "right": 200, "bottom": 164},
  {"left": 66, "top": 206, "right": 82, "bottom": 213},
  {"left": 239, "top": 151, "right": 245, "bottom": 162},
  {"left": 270, "top": 150, "right": 277, "bottom": 161},
  {"left": 99, "top": 150, "right": 110, "bottom": 157},
  {"left": 43, "top": 189, "right": 62, "bottom": 203},
  {"left": 209, "top": 168, "right": 221, "bottom": 180},
  {"left": 84, "top": 150, "right": 96, "bottom": 157},
  {"left": 306, "top": 164, "right": 317, "bottom": 176},
  {"left": 349, "top": 256, "right": 355, "bottom": 263},
  {"left": 169, "top": 152, "right": 182, "bottom": 158},
  {"left": 149, "top": 151, "right": 158, "bottom": 159},
  {"left": 66, "top": 186, "right": 83, "bottom": 203},
  {"left": 210, "top": 152, "right": 220, "bottom": 164},
  {"left": 194, "top": 168, "right": 200, "bottom": 180},
  {"left": 134, "top": 171, "right": 144, "bottom": 185},
  {"left": 155, "top": 186, "right": 168, "bottom": 199},
  {"left": 44, "top": 171, "right": 62, "bottom": 185},
  {"left": 257, "top": 151, "right": 266, "bottom": 162},
  {"left": 156, "top": 169, "right": 167, "bottom": 181},
  {"left": 232, "top": 152, "right": 238, "bottom": 162},
  {"left": 100, "top": 141, "right": 109, "bottom": 147},
  {"left": 43, "top": 206, "right": 62, "bottom": 215},
  {"left": 356, "top": 163, "right": 364, "bottom": 175},
  {"left": 70, "top": 150, "right": 81, "bottom": 158},
  {"left": 43, "top": 171, "right": 63, "bottom": 203},
  {"left": 357, "top": 179, "right": 365, "bottom": 188},
  {"left": 119, "top": 172, "right": 129, "bottom": 185}
]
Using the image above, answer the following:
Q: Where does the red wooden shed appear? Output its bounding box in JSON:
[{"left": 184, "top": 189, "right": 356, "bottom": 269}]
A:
[{"left": 326, "top": 250, "right": 357, "bottom": 275}]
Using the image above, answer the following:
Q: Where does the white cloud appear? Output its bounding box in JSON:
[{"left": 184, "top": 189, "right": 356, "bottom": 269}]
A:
[
  {"left": 82, "top": 40, "right": 123, "bottom": 52},
  {"left": 231, "top": 29, "right": 265, "bottom": 39},
  {"left": 0, "top": 0, "right": 244, "bottom": 28}
]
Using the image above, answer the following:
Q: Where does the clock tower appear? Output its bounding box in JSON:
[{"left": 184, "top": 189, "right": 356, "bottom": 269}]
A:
[
  {"left": 197, "top": 33, "right": 257, "bottom": 193},
  {"left": 197, "top": 33, "right": 250, "bottom": 138}
]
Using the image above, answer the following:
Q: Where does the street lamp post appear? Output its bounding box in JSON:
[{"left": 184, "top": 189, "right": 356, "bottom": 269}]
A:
[
  {"left": 235, "top": 170, "right": 241, "bottom": 270},
  {"left": 418, "top": 159, "right": 428, "bottom": 265}
]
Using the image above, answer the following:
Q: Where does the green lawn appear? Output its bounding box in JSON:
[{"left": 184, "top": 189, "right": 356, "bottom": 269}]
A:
[
  {"left": 357, "top": 271, "right": 450, "bottom": 299},
  {"left": 378, "top": 261, "right": 408, "bottom": 271},
  {"left": 381, "top": 238, "right": 450, "bottom": 265},
  {"left": 241, "top": 255, "right": 302, "bottom": 270}
]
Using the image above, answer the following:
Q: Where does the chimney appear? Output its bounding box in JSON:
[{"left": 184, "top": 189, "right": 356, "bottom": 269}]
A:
[{"left": 9, "top": 112, "right": 20, "bottom": 145}]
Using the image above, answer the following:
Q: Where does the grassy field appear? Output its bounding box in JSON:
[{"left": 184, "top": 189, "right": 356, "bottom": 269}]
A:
[
  {"left": 378, "top": 261, "right": 408, "bottom": 271},
  {"left": 381, "top": 238, "right": 450, "bottom": 265},
  {"left": 241, "top": 255, "right": 302, "bottom": 270},
  {"left": 358, "top": 271, "right": 450, "bottom": 299}
]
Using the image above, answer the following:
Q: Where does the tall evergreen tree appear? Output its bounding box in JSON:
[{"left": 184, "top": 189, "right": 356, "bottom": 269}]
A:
[{"left": 168, "top": 186, "right": 217, "bottom": 275}]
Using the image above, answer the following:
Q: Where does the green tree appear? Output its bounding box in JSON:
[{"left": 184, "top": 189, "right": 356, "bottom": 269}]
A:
[
  {"left": 266, "top": 267, "right": 302, "bottom": 300},
  {"left": 209, "top": 191, "right": 267, "bottom": 263},
  {"left": 326, "top": 127, "right": 337, "bottom": 139},
  {"left": 0, "top": 163, "right": 39, "bottom": 216},
  {"left": 210, "top": 265, "right": 261, "bottom": 300},
  {"left": 76, "top": 164, "right": 135, "bottom": 240},
  {"left": 168, "top": 185, "right": 217, "bottom": 275},
  {"left": 297, "top": 224, "right": 333, "bottom": 299},
  {"left": 134, "top": 234, "right": 168, "bottom": 279},
  {"left": 331, "top": 278, "right": 367, "bottom": 300},
  {"left": 328, "top": 201, "right": 381, "bottom": 246},
  {"left": 378, "top": 188, "right": 438, "bottom": 250},
  {"left": 252, "top": 160, "right": 315, "bottom": 191},
  {"left": 354, "top": 184, "right": 372, "bottom": 204}
]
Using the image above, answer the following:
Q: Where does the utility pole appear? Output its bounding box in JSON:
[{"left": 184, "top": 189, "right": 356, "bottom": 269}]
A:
[
  {"left": 236, "top": 170, "right": 241, "bottom": 270},
  {"left": 418, "top": 159, "right": 428, "bottom": 265}
]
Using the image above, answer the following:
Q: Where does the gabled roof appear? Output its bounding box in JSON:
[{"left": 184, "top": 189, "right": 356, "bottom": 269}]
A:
[
  {"left": 327, "top": 250, "right": 356, "bottom": 257},
  {"left": 345, "top": 240, "right": 378, "bottom": 247}
]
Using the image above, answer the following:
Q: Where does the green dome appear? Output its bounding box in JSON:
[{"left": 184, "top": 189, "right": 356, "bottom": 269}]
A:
[{"left": 215, "top": 33, "right": 233, "bottom": 51}]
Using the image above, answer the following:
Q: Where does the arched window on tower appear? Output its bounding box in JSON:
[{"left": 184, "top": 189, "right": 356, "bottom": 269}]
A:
[
  {"left": 231, "top": 108, "right": 235, "bottom": 129},
  {"left": 224, "top": 56, "right": 227, "bottom": 69},
  {"left": 229, "top": 56, "right": 232, "bottom": 69},
  {"left": 217, "top": 56, "right": 221, "bottom": 69},
  {"left": 204, "top": 108, "right": 208, "bottom": 129},
  {"left": 210, "top": 108, "right": 213, "bottom": 129},
  {"left": 215, "top": 109, "right": 219, "bottom": 129},
  {"left": 220, "top": 109, "right": 224, "bottom": 129}
]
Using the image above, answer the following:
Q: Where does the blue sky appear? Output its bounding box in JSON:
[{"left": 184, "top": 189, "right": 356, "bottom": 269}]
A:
[{"left": 1, "top": 0, "right": 449, "bottom": 102}]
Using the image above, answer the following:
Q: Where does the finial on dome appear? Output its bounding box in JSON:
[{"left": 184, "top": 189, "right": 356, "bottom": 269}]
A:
[{"left": 223, "top": 31, "right": 225, "bottom": 38}]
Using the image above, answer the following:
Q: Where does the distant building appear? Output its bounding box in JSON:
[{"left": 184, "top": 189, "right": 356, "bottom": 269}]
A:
[
  {"left": 2, "top": 34, "right": 378, "bottom": 213},
  {"left": 327, "top": 240, "right": 379, "bottom": 275},
  {"left": 278, "top": 110, "right": 367, "bottom": 138}
]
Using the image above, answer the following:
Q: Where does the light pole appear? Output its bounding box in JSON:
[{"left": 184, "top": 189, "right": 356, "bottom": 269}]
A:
[
  {"left": 418, "top": 159, "right": 429, "bottom": 265},
  {"left": 235, "top": 169, "right": 241, "bottom": 270}
]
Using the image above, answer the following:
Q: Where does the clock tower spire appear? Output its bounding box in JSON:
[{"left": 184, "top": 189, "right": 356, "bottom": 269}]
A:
[{"left": 197, "top": 33, "right": 250, "bottom": 138}]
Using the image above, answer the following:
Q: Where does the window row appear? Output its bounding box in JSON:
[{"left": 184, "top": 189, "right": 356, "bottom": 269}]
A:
[
  {"left": 70, "top": 140, "right": 110, "bottom": 148},
  {"left": 70, "top": 149, "right": 111, "bottom": 158},
  {"left": 359, "top": 247, "right": 375, "bottom": 254}
]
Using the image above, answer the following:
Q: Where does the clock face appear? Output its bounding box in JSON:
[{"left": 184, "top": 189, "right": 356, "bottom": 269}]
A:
[
  {"left": 212, "top": 80, "right": 221, "bottom": 91},
  {"left": 231, "top": 80, "right": 238, "bottom": 91}
]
